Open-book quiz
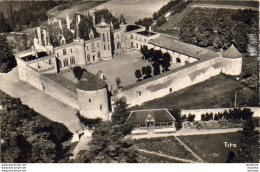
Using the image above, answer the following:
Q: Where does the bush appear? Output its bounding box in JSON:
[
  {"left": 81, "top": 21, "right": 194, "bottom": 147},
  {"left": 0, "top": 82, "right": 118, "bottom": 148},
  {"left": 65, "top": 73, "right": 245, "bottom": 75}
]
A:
[{"left": 76, "top": 112, "right": 102, "bottom": 129}]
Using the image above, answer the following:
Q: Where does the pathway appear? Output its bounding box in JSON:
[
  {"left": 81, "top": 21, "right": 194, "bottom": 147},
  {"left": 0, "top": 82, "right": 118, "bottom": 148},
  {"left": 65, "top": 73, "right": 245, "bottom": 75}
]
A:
[
  {"left": 71, "top": 135, "right": 92, "bottom": 160},
  {"left": 0, "top": 68, "right": 82, "bottom": 133}
]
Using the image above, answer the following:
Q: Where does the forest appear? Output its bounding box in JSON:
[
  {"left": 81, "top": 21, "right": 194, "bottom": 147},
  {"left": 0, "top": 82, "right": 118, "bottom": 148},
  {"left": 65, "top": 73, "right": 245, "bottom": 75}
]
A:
[{"left": 179, "top": 8, "right": 258, "bottom": 53}]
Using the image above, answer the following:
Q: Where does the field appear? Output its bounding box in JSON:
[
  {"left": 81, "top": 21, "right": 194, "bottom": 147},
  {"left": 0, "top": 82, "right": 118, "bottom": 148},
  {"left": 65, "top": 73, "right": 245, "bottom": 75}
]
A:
[
  {"left": 47, "top": 1, "right": 103, "bottom": 19},
  {"left": 130, "top": 73, "right": 257, "bottom": 111},
  {"left": 89, "top": 0, "right": 170, "bottom": 23},
  {"left": 193, "top": 1, "right": 259, "bottom": 8},
  {"left": 133, "top": 137, "right": 197, "bottom": 161},
  {"left": 137, "top": 151, "right": 182, "bottom": 163},
  {"left": 178, "top": 132, "right": 260, "bottom": 163}
]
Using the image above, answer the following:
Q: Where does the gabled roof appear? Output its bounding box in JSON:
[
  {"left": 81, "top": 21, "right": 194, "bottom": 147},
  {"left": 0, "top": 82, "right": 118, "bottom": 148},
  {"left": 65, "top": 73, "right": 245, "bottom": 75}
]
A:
[
  {"left": 77, "top": 71, "right": 107, "bottom": 91},
  {"left": 149, "top": 34, "right": 220, "bottom": 60},
  {"left": 222, "top": 44, "right": 242, "bottom": 58},
  {"left": 126, "top": 109, "right": 175, "bottom": 124}
]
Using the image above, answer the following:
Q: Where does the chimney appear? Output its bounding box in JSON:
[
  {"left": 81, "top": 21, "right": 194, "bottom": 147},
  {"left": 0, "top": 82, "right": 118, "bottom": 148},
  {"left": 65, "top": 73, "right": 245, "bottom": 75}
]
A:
[{"left": 37, "top": 27, "right": 42, "bottom": 45}]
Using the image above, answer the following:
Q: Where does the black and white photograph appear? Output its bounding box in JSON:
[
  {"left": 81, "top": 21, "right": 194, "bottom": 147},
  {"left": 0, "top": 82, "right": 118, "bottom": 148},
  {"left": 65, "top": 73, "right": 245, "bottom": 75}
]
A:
[{"left": 0, "top": 0, "right": 259, "bottom": 170}]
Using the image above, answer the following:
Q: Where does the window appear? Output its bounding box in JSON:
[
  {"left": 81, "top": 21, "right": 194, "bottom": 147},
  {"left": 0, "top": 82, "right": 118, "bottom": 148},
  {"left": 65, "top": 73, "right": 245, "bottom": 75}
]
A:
[
  {"left": 107, "top": 32, "right": 109, "bottom": 42},
  {"left": 91, "top": 42, "right": 94, "bottom": 49},
  {"left": 103, "top": 33, "right": 105, "bottom": 42},
  {"left": 169, "top": 88, "right": 172, "bottom": 93},
  {"left": 104, "top": 44, "right": 106, "bottom": 50},
  {"left": 136, "top": 43, "right": 138, "bottom": 49},
  {"left": 57, "top": 52, "right": 59, "bottom": 57},
  {"left": 93, "top": 55, "right": 95, "bottom": 61},
  {"left": 71, "top": 49, "right": 73, "bottom": 53},
  {"left": 137, "top": 91, "right": 141, "bottom": 96},
  {"left": 117, "top": 42, "right": 121, "bottom": 49},
  {"left": 87, "top": 46, "right": 89, "bottom": 51},
  {"left": 130, "top": 34, "right": 133, "bottom": 39},
  {"left": 117, "top": 34, "right": 119, "bottom": 39},
  {"left": 89, "top": 99, "right": 91, "bottom": 103},
  {"left": 97, "top": 43, "right": 100, "bottom": 47},
  {"left": 98, "top": 51, "right": 101, "bottom": 58},
  {"left": 87, "top": 54, "right": 90, "bottom": 61},
  {"left": 48, "top": 59, "right": 52, "bottom": 64},
  {"left": 63, "top": 58, "right": 68, "bottom": 67},
  {"left": 176, "top": 58, "right": 181, "bottom": 63},
  {"left": 131, "top": 42, "right": 134, "bottom": 48},
  {"left": 63, "top": 49, "right": 67, "bottom": 55},
  {"left": 100, "top": 105, "right": 103, "bottom": 110},
  {"left": 70, "top": 57, "right": 75, "bottom": 65}
]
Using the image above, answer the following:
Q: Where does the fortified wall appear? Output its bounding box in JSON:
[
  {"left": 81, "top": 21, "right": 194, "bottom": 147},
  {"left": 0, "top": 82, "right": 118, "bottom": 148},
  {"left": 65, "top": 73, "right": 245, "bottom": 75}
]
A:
[{"left": 113, "top": 55, "right": 223, "bottom": 107}]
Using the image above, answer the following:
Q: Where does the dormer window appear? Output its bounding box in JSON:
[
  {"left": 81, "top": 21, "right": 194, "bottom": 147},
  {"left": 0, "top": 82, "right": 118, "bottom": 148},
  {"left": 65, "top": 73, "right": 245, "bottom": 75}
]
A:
[
  {"left": 89, "top": 99, "right": 91, "bottom": 103},
  {"left": 100, "top": 105, "right": 103, "bottom": 110},
  {"left": 137, "top": 91, "right": 141, "bottom": 96},
  {"left": 63, "top": 49, "right": 66, "bottom": 55}
]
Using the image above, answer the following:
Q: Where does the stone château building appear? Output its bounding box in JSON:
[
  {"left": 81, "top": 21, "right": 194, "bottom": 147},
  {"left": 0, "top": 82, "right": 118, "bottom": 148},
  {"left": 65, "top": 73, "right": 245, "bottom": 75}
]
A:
[{"left": 15, "top": 10, "right": 243, "bottom": 120}]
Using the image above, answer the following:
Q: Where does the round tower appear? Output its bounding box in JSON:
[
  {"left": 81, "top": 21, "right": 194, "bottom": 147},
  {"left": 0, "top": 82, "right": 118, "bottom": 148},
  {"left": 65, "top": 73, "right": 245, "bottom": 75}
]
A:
[
  {"left": 95, "top": 16, "right": 112, "bottom": 60},
  {"left": 77, "top": 72, "right": 110, "bottom": 120},
  {"left": 221, "top": 44, "right": 242, "bottom": 75},
  {"left": 73, "top": 16, "right": 85, "bottom": 65}
]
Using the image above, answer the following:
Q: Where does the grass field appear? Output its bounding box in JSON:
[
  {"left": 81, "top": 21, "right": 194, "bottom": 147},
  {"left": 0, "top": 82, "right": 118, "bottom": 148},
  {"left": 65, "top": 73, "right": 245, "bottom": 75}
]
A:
[
  {"left": 133, "top": 137, "right": 197, "bottom": 161},
  {"left": 178, "top": 131, "right": 260, "bottom": 163},
  {"left": 137, "top": 151, "right": 183, "bottom": 163},
  {"left": 194, "top": 1, "right": 259, "bottom": 8},
  {"left": 89, "top": 0, "right": 170, "bottom": 23},
  {"left": 130, "top": 74, "right": 246, "bottom": 111},
  {"left": 48, "top": 1, "right": 103, "bottom": 19}
]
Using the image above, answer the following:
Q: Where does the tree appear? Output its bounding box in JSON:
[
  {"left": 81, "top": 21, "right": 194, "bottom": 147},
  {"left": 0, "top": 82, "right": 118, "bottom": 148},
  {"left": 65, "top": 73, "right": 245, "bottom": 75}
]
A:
[
  {"left": 152, "top": 50, "right": 162, "bottom": 62},
  {"left": 0, "top": 12, "right": 10, "bottom": 32},
  {"left": 72, "top": 66, "right": 86, "bottom": 80},
  {"left": 77, "top": 122, "right": 136, "bottom": 163},
  {"left": 156, "top": 15, "right": 166, "bottom": 27},
  {"left": 235, "top": 116, "right": 257, "bottom": 162},
  {"left": 135, "top": 69, "right": 142, "bottom": 81},
  {"left": 152, "top": 61, "right": 160, "bottom": 76},
  {"left": 0, "top": 36, "right": 16, "bottom": 73},
  {"left": 226, "top": 151, "right": 236, "bottom": 163},
  {"left": 115, "top": 77, "right": 121, "bottom": 89},
  {"left": 187, "top": 114, "right": 195, "bottom": 122},
  {"left": 161, "top": 52, "right": 171, "bottom": 72},
  {"left": 111, "top": 97, "right": 128, "bottom": 124},
  {"left": 153, "top": 12, "right": 158, "bottom": 20},
  {"left": 142, "top": 66, "right": 152, "bottom": 79}
]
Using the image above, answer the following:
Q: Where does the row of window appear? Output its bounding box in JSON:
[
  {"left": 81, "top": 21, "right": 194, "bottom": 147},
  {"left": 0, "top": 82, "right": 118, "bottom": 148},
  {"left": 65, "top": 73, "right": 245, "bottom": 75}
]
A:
[
  {"left": 102, "top": 33, "right": 110, "bottom": 42},
  {"left": 63, "top": 57, "right": 75, "bottom": 67},
  {"left": 87, "top": 42, "right": 100, "bottom": 51},
  {"left": 57, "top": 48, "right": 73, "bottom": 57},
  {"left": 86, "top": 52, "right": 101, "bottom": 62}
]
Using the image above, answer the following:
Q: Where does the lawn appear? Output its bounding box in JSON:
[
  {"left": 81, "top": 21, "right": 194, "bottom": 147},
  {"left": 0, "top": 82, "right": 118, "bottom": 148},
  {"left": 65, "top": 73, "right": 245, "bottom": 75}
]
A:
[
  {"left": 83, "top": 50, "right": 180, "bottom": 91},
  {"left": 89, "top": 0, "right": 170, "bottom": 23},
  {"left": 133, "top": 136, "right": 197, "bottom": 161},
  {"left": 130, "top": 74, "right": 244, "bottom": 110},
  {"left": 178, "top": 131, "right": 260, "bottom": 163},
  {"left": 137, "top": 151, "right": 183, "bottom": 163}
]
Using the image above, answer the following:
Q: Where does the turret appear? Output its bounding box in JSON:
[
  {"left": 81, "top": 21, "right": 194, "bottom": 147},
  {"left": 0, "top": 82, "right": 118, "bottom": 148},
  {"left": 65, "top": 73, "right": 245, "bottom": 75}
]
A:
[
  {"left": 89, "top": 29, "right": 94, "bottom": 39},
  {"left": 45, "top": 30, "right": 54, "bottom": 55},
  {"left": 73, "top": 16, "right": 85, "bottom": 65},
  {"left": 96, "top": 15, "right": 112, "bottom": 60},
  {"left": 119, "top": 14, "right": 126, "bottom": 32},
  {"left": 37, "top": 27, "right": 42, "bottom": 45},
  {"left": 221, "top": 44, "right": 242, "bottom": 75}
]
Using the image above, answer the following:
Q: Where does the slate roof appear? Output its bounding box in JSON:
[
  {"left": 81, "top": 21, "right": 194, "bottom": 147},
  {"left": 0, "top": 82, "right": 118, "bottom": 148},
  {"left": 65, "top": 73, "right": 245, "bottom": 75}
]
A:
[
  {"left": 42, "top": 73, "right": 77, "bottom": 93},
  {"left": 222, "top": 44, "right": 242, "bottom": 58},
  {"left": 148, "top": 34, "right": 220, "bottom": 60},
  {"left": 77, "top": 71, "right": 107, "bottom": 91},
  {"left": 126, "top": 109, "right": 175, "bottom": 124}
]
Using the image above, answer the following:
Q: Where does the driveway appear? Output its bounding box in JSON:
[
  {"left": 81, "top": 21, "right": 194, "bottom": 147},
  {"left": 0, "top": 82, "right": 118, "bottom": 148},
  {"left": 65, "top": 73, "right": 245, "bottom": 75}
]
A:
[{"left": 0, "top": 68, "right": 81, "bottom": 133}]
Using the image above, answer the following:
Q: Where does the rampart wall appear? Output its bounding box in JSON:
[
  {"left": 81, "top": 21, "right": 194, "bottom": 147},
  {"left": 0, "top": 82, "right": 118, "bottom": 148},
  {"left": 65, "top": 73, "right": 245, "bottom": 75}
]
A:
[{"left": 114, "top": 56, "right": 223, "bottom": 107}]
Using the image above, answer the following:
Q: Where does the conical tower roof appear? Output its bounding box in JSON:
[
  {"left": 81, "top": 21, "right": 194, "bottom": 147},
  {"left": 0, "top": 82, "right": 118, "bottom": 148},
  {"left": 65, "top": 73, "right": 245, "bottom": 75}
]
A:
[
  {"left": 222, "top": 44, "right": 242, "bottom": 58},
  {"left": 120, "top": 14, "right": 126, "bottom": 24},
  {"left": 75, "top": 17, "right": 81, "bottom": 39}
]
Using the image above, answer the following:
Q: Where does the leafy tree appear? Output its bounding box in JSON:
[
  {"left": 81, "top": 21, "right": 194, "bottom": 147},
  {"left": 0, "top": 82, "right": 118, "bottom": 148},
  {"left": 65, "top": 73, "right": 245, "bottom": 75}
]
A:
[
  {"left": 226, "top": 151, "right": 236, "bottom": 163},
  {"left": 152, "top": 50, "right": 162, "bottom": 62},
  {"left": 111, "top": 97, "right": 128, "bottom": 124},
  {"left": 187, "top": 114, "right": 195, "bottom": 122},
  {"left": 0, "top": 36, "right": 16, "bottom": 73},
  {"left": 153, "top": 12, "right": 158, "bottom": 20},
  {"left": 147, "top": 48, "right": 155, "bottom": 61},
  {"left": 235, "top": 116, "right": 257, "bottom": 162},
  {"left": 77, "top": 122, "right": 136, "bottom": 163},
  {"left": 0, "top": 12, "right": 10, "bottom": 32},
  {"left": 135, "top": 69, "right": 142, "bottom": 81},
  {"left": 169, "top": 108, "right": 182, "bottom": 130},
  {"left": 156, "top": 15, "right": 166, "bottom": 27},
  {"left": 72, "top": 66, "right": 86, "bottom": 80},
  {"left": 161, "top": 52, "right": 171, "bottom": 72},
  {"left": 152, "top": 61, "right": 160, "bottom": 76},
  {"left": 76, "top": 112, "right": 102, "bottom": 129},
  {"left": 142, "top": 66, "right": 152, "bottom": 79}
]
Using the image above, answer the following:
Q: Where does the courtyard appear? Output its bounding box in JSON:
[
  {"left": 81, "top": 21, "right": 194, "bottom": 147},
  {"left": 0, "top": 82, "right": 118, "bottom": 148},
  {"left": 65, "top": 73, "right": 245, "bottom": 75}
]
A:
[{"left": 62, "top": 50, "right": 181, "bottom": 91}]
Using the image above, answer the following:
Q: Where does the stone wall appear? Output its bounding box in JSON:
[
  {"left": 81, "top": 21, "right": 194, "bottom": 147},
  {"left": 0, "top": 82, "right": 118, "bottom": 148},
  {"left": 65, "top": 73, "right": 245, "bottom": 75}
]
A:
[
  {"left": 114, "top": 56, "right": 223, "bottom": 107},
  {"left": 77, "top": 87, "right": 109, "bottom": 120},
  {"left": 40, "top": 74, "right": 79, "bottom": 109}
]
